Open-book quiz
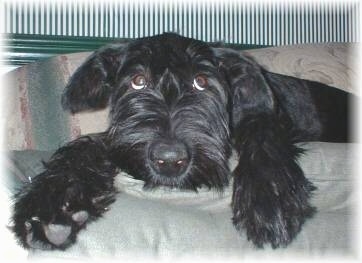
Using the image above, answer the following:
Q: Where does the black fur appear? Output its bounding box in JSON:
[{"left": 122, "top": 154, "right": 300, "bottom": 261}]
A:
[{"left": 11, "top": 33, "right": 354, "bottom": 250}]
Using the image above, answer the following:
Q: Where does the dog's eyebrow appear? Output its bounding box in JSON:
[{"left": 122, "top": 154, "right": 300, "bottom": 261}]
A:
[{"left": 196, "top": 60, "right": 215, "bottom": 68}]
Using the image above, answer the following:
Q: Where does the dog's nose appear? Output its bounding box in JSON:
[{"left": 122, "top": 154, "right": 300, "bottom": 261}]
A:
[{"left": 149, "top": 141, "right": 190, "bottom": 177}]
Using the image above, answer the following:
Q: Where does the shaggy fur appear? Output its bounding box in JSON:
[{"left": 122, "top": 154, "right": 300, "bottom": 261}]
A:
[{"left": 12, "top": 33, "right": 353, "bottom": 250}]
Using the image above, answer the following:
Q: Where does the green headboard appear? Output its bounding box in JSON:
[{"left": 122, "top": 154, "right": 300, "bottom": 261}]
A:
[
  {"left": 3, "top": 33, "right": 267, "bottom": 67},
  {"left": 2, "top": 1, "right": 359, "bottom": 67}
]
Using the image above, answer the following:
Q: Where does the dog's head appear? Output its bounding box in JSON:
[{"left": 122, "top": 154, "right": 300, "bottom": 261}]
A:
[{"left": 62, "top": 33, "right": 274, "bottom": 190}]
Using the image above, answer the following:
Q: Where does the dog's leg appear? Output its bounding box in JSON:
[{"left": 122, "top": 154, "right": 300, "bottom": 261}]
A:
[
  {"left": 231, "top": 113, "right": 316, "bottom": 248},
  {"left": 11, "top": 134, "right": 118, "bottom": 250}
]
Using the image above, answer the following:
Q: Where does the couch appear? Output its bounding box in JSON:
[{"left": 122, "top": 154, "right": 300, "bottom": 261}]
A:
[{"left": 3, "top": 42, "right": 359, "bottom": 261}]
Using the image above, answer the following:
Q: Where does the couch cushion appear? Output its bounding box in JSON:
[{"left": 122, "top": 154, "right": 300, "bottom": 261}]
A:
[{"left": 6, "top": 142, "right": 358, "bottom": 260}]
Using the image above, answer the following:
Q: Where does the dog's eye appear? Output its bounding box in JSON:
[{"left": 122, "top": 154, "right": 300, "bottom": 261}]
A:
[
  {"left": 193, "top": 75, "right": 208, "bottom": 91},
  {"left": 131, "top": 74, "right": 147, "bottom": 90}
]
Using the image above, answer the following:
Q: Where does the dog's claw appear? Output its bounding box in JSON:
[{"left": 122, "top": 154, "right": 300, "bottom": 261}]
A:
[{"left": 25, "top": 221, "right": 32, "bottom": 231}]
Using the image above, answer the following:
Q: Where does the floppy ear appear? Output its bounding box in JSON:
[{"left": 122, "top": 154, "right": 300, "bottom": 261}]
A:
[
  {"left": 212, "top": 47, "right": 275, "bottom": 127},
  {"left": 62, "top": 43, "right": 127, "bottom": 113},
  {"left": 212, "top": 48, "right": 316, "bottom": 249}
]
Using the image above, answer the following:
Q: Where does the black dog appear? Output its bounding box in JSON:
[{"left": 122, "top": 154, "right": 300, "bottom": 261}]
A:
[{"left": 12, "top": 33, "right": 353, "bottom": 250}]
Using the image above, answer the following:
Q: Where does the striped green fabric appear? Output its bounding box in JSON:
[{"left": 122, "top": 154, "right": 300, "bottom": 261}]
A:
[
  {"left": 2, "top": 1, "right": 360, "bottom": 46},
  {"left": 3, "top": 34, "right": 267, "bottom": 66}
]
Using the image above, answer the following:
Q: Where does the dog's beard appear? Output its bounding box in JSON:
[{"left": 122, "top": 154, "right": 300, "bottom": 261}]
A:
[
  {"left": 108, "top": 138, "right": 231, "bottom": 191},
  {"left": 107, "top": 125, "right": 231, "bottom": 191}
]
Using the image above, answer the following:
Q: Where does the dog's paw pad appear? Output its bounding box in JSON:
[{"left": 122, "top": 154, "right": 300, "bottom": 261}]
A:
[
  {"left": 72, "top": 211, "right": 89, "bottom": 225},
  {"left": 43, "top": 224, "right": 71, "bottom": 246}
]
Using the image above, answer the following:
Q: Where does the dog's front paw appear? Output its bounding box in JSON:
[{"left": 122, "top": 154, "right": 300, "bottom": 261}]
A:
[
  {"left": 231, "top": 163, "right": 316, "bottom": 249},
  {"left": 12, "top": 174, "right": 115, "bottom": 250},
  {"left": 17, "top": 210, "right": 89, "bottom": 250}
]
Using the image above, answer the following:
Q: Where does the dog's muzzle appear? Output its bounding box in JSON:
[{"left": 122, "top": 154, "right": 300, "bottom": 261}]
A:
[{"left": 148, "top": 140, "right": 190, "bottom": 177}]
